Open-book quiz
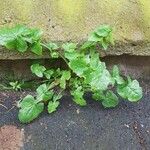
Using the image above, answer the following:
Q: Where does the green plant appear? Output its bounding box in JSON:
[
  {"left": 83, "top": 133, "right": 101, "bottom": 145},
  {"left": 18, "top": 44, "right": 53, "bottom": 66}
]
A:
[
  {"left": 0, "top": 25, "right": 143, "bottom": 123},
  {"left": 9, "top": 81, "right": 23, "bottom": 91}
]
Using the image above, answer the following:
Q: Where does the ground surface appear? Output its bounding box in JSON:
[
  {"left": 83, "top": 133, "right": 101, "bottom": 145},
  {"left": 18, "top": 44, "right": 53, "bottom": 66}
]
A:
[{"left": 0, "top": 79, "right": 150, "bottom": 150}]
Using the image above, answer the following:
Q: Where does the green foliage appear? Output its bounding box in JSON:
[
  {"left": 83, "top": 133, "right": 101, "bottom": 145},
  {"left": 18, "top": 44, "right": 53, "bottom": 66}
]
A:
[
  {"left": 71, "top": 86, "right": 87, "bottom": 106},
  {"left": 0, "top": 24, "right": 143, "bottom": 123},
  {"left": 31, "top": 42, "right": 42, "bottom": 55},
  {"left": 0, "top": 25, "right": 42, "bottom": 53},
  {"left": 36, "top": 84, "right": 54, "bottom": 102},
  {"left": 102, "top": 91, "right": 119, "bottom": 108},
  {"left": 117, "top": 77, "right": 142, "bottom": 102},
  {"left": 9, "top": 81, "right": 23, "bottom": 91},
  {"left": 31, "top": 64, "right": 46, "bottom": 77},
  {"left": 48, "top": 93, "right": 62, "bottom": 113},
  {"left": 60, "top": 71, "right": 71, "bottom": 89},
  {"left": 112, "top": 65, "right": 124, "bottom": 85},
  {"left": 18, "top": 95, "right": 44, "bottom": 123},
  {"left": 44, "top": 42, "right": 59, "bottom": 58},
  {"left": 88, "top": 25, "right": 114, "bottom": 50}
]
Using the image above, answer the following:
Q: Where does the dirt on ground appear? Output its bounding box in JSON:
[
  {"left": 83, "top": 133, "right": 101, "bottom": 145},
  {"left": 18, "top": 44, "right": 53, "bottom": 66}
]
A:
[{"left": 0, "top": 125, "right": 24, "bottom": 150}]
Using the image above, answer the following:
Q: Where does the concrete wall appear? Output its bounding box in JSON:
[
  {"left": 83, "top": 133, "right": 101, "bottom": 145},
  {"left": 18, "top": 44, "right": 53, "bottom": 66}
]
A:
[{"left": 0, "top": 0, "right": 150, "bottom": 59}]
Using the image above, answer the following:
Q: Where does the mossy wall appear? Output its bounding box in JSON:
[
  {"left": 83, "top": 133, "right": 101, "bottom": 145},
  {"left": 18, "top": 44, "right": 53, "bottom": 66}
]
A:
[{"left": 0, "top": 0, "right": 150, "bottom": 59}]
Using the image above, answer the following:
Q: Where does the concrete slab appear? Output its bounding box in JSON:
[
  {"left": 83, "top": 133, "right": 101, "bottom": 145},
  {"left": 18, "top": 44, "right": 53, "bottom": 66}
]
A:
[
  {"left": 0, "top": 79, "right": 150, "bottom": 150},
  {"left": 0, "top": 0, "right": 150, "bottom": 59}
]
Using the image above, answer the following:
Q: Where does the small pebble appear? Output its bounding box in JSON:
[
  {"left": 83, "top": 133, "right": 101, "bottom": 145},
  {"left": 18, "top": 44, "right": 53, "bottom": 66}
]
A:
[
  {"left": 76, "top": 109, "right": 80, "bottom": 114},
  {"left": 124, "top": 124, "right": 130, "bottom": 128}
]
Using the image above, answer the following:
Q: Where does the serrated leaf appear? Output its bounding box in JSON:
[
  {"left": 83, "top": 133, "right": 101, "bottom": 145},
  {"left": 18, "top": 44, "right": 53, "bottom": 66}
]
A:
[
  {"left": 101, "top": 39, "right": 109, "bottom": 50},
  {"left": 46, "top": 42, "right": 59, "bottom": 51},
  {"left": 117, "top": 79, "right": 142, "bottom": 102},
  {"left": 53, "top": 93, "right": 63, "bottom": 102},
  {"left": 50, "top": 51, "right": 59, "bottom": 58},
  {"left": 48, "top": 101, "right": 60, "bottom": 114},
  {"left": 5, "top": 37, "right": 28, "bottom": 52},
  {"left": 88, "top": 25, "right": 113, "bottom": 50},
  {"left": 112, "top": 65, "right": 124, "bottom": 85},
  {"left": 96, "top": 25, "right": 112, "bottom": 37},
  {"left": 18, "top": 95, "right": 44, "bottom": 123},
  {"left": 80, "top": 41, "right": 96, "bottom": 50},
  {"left": 44, "top": 70, "right": 54, "bottom": 79},
  {"left": 31, "top": 42, "right": 42, "bottom": 55},
  {"left": 71, "top": 87, "right": 87, "bottom": 106},
  {"left": 31, "top": 64, "right": 46, "bottom": 77},
  {"left": 25, "top": 29, "right": 43, "bottom": 42},
  {"left": 64, "top": 51, "right": 79, "bottom": 61},
  {"left": 92, "top": 90, "right": 105, "bottom": 101},
  {"left": 0, "top": 25, "right": 29, "bottom": 45},
  {"left": 90, "top": 51, "right": 100, "bottom": 69},
  {"left": 102, "top": 91, "right": 119, "bottom": 108},
  {"left": 69, "top": 58, "right": 88, "bottom": 76},
  {"left": 18, "top": 95, "right": 35, "bottom": 108},
  {"left": 62, "top": 43, "right": 77, "bottom": 52},
  {"left": 52, "top": 68, "right": 62, "bottom": 78},
  {"left": 88, "top": 32, "right": 102, "bottom": 42},
  {"left": 5, "top": 39, "right": 16, "bottom": 50},
  {"left": 84, "top": 62, "right": 113, "bottom": 91},
  {"left": 36, "top": 84, "right": 54, "bottom": 102},
  {"left": 60, "top": 71, "right": 71, "bottom": 89},
  {"left": 16, "top": 37, "right": 28, "bottom": 52}
]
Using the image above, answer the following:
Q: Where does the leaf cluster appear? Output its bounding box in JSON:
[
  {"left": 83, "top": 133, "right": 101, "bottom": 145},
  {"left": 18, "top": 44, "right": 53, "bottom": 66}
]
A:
[{"left": 0, "top": 25, "right": 143, "bottom": 123}]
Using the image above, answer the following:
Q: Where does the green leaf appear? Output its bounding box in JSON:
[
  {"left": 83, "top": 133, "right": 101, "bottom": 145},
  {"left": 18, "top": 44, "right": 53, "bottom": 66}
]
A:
[
  {"left": 64, "top": 51, "right": 79, "bottom": 61},
  {"left": 5, "top": 39, "right": 16, "bottom": 50},
  {"left": 18, "top": 95, "right": 44, "bottom": 123},
  {"left": 117, "top": 79, "right": 143, "bottom": 102},
  {"left": 52, "top": 68, "right": 62, "bottom": 78},
  {"left": 5, "top": 37, "right": 28, "bottom": 52},
  {"left": 18, "top": 95, "right": 35, "bottom": 108},
  {"left": 9, "top": 81, "right": 22, "bottom": 91},
  {"left": 88, "top": 32, "right": 102, "bottom": 42},
  {"left": 0, "top": 25, "right": 29, "bottom": 46},
  {"left": 48, "top": 101, "right": 60, "bottom": 114},
  {"left": 31, "top": 64, "right": 46, "bottom": 77},
  {"left": 69, "top": 77, "right": 82, "bottom": 89},
  {"left": 16, "top": 37, "right": 28, "bottom": 52},
  {"left": 102, "top": 91, "right": 119, "bottom": 108},
  {"left": 25, "top": 29, "right": 43, "bottom": 42},
  {"left": 60, "top": 71, "right": 71, "bottom": 89},
  {"left": 46, "top": 42, "right": 59, "bottom": 51},
  {"left": 44, "top": 69, "right": 54, "bottom": 79},
  {"left": 50, "top": 51, "right": 59, "bottom": 58},
  {"left": 71, "top": 86, "right": 87, "bottom": 106},
  {"left": 112, "top": 65, "right": 124, "bottom": 85},
  {"left": 69, "top": 58, "right": 88, "bottom": 76},
  {"left": 88, "top": 25, "right": 113, "bottom": 50},
  {"left": 92, "top": 90, "right": 105, "bottom": 101},
  {"left": 62, "top": 43, "right": 77, "bottom": 52},
  {"left": 36, "top": 84, "right": 54, "bottom": 102},
  {"left": 63, "top": 43, "right": 78, "bottom": 61},
  {"left": 84, "top": 62, "right": 113, "bottom": 91},
  {"left": 101, "top": 39, "right": 109, "bottom": 50},
  {"left": 31, "top": 42, "right": 42, "bottom": 55},
  {"left": 80, "top": 41, "right": 96, "bottom": 50},
  {"left": 90, "top": 51, "right": 100, "bottom": 69},
  {"left": 53, "top": 93, "right": 63, "bottom": 102},
  {"left": 96, "top": 25, "right": 112, "bottom": 37}
]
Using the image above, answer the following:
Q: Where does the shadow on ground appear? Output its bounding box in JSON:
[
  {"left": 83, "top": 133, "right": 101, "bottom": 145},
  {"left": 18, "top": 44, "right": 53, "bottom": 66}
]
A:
[{"left": 0, "top": 79, "right": 150, "bottom": 150}]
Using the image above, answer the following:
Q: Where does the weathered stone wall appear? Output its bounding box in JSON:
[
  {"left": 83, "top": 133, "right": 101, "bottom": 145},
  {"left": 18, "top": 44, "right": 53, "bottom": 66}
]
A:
[{"left": 0, "top": 0, "right": 150, "bottom": 59}]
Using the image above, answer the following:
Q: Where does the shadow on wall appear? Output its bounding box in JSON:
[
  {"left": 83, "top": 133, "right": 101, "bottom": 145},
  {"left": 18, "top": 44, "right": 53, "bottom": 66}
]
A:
[{"left": 0, "top": 55, "right": 149, "bottom": 82}]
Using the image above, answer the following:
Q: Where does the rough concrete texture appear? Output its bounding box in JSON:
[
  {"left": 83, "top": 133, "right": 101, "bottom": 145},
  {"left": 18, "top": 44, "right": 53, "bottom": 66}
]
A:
[
  {"left": 0, "top": 79, "right": 150, "bottom": 150},
  {"left": 0, "top": 0, "right": 150, "bottom": 59}
]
